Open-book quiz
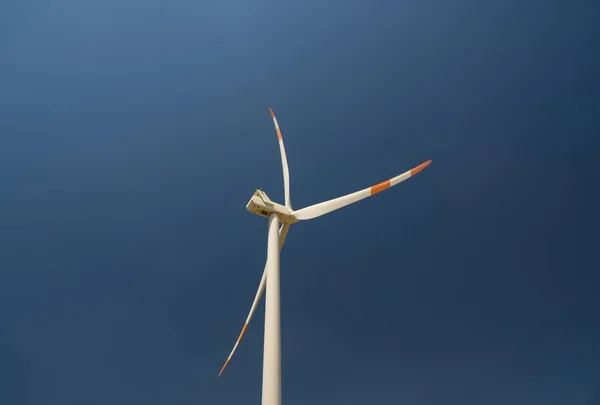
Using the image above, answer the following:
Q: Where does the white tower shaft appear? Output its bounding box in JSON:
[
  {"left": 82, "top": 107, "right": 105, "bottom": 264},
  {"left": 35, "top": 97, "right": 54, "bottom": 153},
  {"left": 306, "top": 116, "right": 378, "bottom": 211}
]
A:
[{"left": 262, "top": 214, "right": 282, "bottom": 405}]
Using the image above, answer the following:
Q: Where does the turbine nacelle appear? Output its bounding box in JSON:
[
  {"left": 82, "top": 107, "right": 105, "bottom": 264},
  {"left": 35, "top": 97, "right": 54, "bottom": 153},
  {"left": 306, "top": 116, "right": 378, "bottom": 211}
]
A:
[{"left": 246, "top": 189, "right": 299, "bottom": 224}]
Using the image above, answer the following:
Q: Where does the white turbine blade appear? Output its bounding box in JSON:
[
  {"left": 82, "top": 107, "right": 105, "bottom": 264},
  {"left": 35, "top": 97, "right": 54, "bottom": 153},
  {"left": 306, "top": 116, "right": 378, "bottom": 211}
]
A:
[
  {"left": 291, "top": 160, "right": 432, "bottom": 221},
  {"left": 218, "top": 223, "right": 290, "bottom": 377},
  {"left": 269, "top": 107, "right": 292, "bottom": 209}
]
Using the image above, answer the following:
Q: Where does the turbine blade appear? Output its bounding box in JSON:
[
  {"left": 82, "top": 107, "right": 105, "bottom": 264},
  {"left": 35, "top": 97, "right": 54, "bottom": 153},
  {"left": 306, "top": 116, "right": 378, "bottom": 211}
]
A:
[
  {"left": 218, "top": 223, "right": 291, "bottom": 377},
  {"left": 290, "top": 160, "right": 432, "bottom": 221},
  {"left": 269, "top": 107, "right": 292, "bottom": 209}
]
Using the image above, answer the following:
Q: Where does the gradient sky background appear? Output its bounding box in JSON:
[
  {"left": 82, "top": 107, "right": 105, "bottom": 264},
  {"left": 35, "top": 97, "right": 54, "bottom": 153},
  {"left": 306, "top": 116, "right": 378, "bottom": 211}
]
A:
[{"left": 1, "top": 1, "right": 599, "bottom": 404}]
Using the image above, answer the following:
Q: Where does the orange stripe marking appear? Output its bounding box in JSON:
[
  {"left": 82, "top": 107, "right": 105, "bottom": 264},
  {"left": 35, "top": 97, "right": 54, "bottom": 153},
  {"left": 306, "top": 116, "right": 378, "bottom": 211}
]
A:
[
  {"left": 410, "top": 160, "right": 432, "bottom": 176},
  {"left": 269, "top": 108, "right": 282, "bottom": 140},
  {"left": 238, "top": 323, "right": 248, "bottom": 341},
  {"left": 217, "top": 323, "right": 249, "bottom": 377},
  {"left": 371, "top": 179, "right": 391, "bottom": 195},
  {"left": 218, "top": 358, "right": 230, "bottom": 377}
]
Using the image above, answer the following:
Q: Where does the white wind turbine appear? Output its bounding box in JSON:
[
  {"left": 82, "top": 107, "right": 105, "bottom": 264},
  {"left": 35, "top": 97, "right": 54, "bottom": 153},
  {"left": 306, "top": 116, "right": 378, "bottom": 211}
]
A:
[{"left": 219, "top": 107, "right": 431, "bottom": 405}]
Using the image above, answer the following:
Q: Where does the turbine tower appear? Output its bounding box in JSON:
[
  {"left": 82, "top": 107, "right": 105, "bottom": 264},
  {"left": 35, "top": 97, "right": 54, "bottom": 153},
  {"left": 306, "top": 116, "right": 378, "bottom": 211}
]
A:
[{"left": 219, "top": 107, "right": 431, "bottom": 405}]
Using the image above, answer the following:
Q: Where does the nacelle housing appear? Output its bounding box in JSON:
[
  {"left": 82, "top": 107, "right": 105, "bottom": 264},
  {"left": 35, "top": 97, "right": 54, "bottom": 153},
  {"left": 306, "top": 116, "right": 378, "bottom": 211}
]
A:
[{"left": 246, "top": 189, "right": 298, "bottom": 224}]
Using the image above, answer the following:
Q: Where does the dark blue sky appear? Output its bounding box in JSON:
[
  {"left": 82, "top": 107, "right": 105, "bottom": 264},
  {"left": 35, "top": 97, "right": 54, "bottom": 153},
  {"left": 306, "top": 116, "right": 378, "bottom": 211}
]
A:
[{"left": 1, "top": 1, "right": 599, "bottom": 404}]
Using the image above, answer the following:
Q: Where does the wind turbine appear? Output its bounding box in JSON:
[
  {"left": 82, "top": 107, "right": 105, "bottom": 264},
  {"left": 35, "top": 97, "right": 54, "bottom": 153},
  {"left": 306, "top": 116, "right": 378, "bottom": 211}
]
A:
[{"left": 219, "top": 107, "right": 431, "bottom": 405}]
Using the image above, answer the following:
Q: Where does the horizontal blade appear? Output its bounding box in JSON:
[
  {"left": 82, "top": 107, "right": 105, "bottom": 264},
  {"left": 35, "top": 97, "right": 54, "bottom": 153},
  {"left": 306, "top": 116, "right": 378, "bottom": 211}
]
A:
[
  {"left": 290, "top": 160, "right": 431, "bottom": 220},
  {"left": 218, "top": 223, "right": 291, "bottom": 377}
]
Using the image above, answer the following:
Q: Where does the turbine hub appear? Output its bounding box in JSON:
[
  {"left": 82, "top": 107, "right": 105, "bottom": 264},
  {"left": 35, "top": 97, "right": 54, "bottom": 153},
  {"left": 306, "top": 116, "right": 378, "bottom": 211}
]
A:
[{"left": 246, "top": 189, "right": 298, "bottom": 224}]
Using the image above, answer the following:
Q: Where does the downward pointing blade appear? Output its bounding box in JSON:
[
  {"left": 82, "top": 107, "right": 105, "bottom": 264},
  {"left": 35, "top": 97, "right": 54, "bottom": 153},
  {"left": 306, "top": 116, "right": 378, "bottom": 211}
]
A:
[
  {"left": 290, "top": 160, "right": 432, "bottom": 220},
  {"left": 218, "top": 223, "right": 290, "bottom": 377}
]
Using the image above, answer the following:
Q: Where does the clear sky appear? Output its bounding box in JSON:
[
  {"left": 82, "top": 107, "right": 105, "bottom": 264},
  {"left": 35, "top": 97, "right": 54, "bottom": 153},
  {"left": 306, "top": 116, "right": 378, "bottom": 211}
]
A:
[{"left": 1, "top": 1, "right": 599, "bottom": 404}]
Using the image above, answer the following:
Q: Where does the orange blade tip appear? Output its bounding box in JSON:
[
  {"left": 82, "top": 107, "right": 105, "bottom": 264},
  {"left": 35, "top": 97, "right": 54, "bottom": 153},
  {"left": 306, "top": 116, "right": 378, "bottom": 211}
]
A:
[
  {"left": 218, "top": 360, "right": 230, "bottom": 378},
  {"left": 269, "top": 107, "right": 275, "bottom": 117},
  {"left": 410, "top": 159, "right": 432, "bottom": 176}
]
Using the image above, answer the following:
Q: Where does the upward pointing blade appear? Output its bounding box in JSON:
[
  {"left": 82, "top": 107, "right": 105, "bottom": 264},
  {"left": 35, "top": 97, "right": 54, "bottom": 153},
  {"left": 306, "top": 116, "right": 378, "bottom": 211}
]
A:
[
  {"left": 270, "top": 107, "right": 292, "bottom": 209},
  {"left": 290, "top": 160, "right": 432, "bottom": 220}
]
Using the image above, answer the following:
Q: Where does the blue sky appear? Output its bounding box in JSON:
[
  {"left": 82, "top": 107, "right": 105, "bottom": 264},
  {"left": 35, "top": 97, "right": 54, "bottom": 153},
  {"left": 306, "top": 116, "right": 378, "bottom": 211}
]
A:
[{"left": 1, "top": 0, "right": 599, "bottom": 404}]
